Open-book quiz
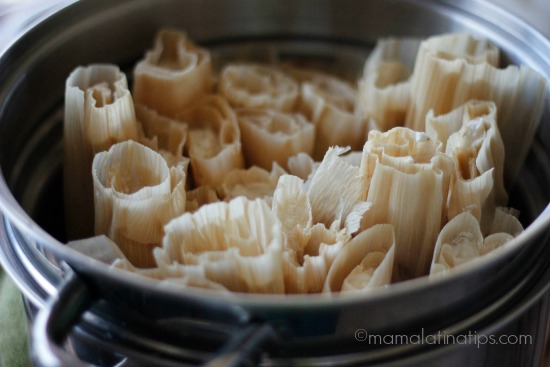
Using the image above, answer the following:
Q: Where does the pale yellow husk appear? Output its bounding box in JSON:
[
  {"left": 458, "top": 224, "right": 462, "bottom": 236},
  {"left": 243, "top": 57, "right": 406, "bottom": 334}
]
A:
[
  {"left": 64, "top": 64, "right": 140, "bottom": 240},
  {"left": 133, "top": 29, "right": 212, "bottom": 117},
  {"left": 92, "top": 140, "right": 186, "bottom": 268},
  {"left": 237, "top": 108, "right": 315, "bottom": 170}
]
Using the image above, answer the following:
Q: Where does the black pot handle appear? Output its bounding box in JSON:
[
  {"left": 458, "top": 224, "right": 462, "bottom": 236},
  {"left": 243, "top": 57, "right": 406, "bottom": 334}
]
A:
[{"left": 32, "top": 265, "right": 280, "bottom": 367}]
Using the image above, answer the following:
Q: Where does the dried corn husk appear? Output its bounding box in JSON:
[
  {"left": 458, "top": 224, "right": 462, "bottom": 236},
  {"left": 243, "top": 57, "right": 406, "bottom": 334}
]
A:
[
  {"left": 324, "top": 224, "right": 395, "bottom": 293},
  {"left": 307, "top": 147, "right": 364, "bottom": 229},
  {"left": 220, "top": 164, "right": 285, "bottom": 203},
  {"left": 287, "top": 152, "right": 319, "bottom": 181},
  {"left": 67, "top": 235, "right": 126, "bottom": 264},
  {"left": 282, "top": 223, "right": 350, "bottom": 294},
  {"left": 447, "top": 169, "right": 495, "bottom": 233},
  {"left": 357, "top": 37, "right": 421, "bottom": 131},
  {"left": 64, "top": 64, "right": 140, "bottom": 239},
  {"left": 430, "top": 211, "right": 516, "bottom": 275},
  {"left": 425, "top": 104, "right": 467, "bottom": 151},
  {"left": 185, "top": 186, "right": 219, "bottom": 212},
  {"left": 297, "top": 71, "right": 365, "bottom": 159},
  {"left": 237, "top": 108, "right": 314, "bottom": 170},
  {"left": 92, "top": 140, "right": 186, "bottom": 268},
  {"left": 405, "top": 33, "right": 547, "bottom": 183},
  {"left": 489, "top": 207, "right": 523, "bottom": 236},
  {"left": 359, "top": 128, "right": 454, "bottom": 281},
  {"left": 135, "top": 103, "right": 189, "bottom": 169},
  {"left": 133, "top": 29, "right": 212, "bottom": 117},
  {"left": 445, "top": 100, "right": 507, "bottom": 205},
  {"left": 219, "top": 63, "right": 299, "bottom": 111},
  {"left": 271, "top": 174, "right": 352, "bottom": 293},
  {"left": 176, "top": 94, "right": 245, "bottom": 188},
  {"left": 155, "top": 197, "right": 285, "bottom": 293}
]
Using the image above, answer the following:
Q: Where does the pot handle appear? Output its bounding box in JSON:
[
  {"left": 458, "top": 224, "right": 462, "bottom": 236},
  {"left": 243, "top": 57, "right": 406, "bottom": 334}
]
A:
[{"left": 32, "top": 266, "right": 280, "bottom": 367}]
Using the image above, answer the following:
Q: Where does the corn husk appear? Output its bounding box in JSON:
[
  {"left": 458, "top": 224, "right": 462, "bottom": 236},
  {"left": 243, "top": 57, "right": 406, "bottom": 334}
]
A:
[
  {"left": 356, "top": 37, "right": 421, "bottom": 132},
  {"left": 155, "top": 197, "right": 285, "bottom": 293},
  {"left": 92, "top": 140, "right": 186, "bottom": 268},
  {"left": 430, "top": 211, "right": 516, "bottom": 275},
  {"left": 220, "top": 163, "right": 285, "bottom": 203},
  {"left": 282, "top": 223, "right": 350, "bottom": 293},
  {"left": 133, "top": 29, "right": 212, "bottom": 117},
  {"left": 297, "top": 72, "right": 365, "bottom": 159},
  {"left": 489, "top": 207, "right": 523, "bottom": 236},
  {"left": 307, "top": 147, "right": 364, "bottom": 229},
  {"left": 176, "top": 94, "right": 245, "bottom": 188},
  {"left": 135, "top": 103, "right": 189, "bottom": 169},
  {"left": 445, "top": 100, "right": 507, "bottom": 205},
  {"left": 405, "top": 33, "right": 547, "bottom": 183},
  {"left": 185, "top": 186, "right": 219, "bottom": 212},
  {"left": 64, "top": 64, "right": 140, "bottom": 240},
  {"left": 237, "top": 108, "right": 314, "bottom": 170},
  {"left": 359, "top": 128, "right": 454, "bottom": 281},
  {"left": 287, "top": 152, "right": 319, "bottom": 181},
  {"left": 324, "top": 224, "right": 395, "bottom": 293},
  {"left": 219, "top": 63, "right": 299, "bottom": 111}
]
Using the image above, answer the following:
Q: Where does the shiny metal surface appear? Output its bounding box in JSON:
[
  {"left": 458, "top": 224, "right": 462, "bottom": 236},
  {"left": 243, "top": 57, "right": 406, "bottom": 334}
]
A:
[{"left": 0, "top": 0, "right": 549, "bottom": 365}]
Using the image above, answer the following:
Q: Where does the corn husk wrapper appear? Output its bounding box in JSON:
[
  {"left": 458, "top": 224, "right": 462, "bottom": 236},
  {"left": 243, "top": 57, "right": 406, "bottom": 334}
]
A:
[
  {"left": 135, "top": 103, "right": 189, "bottom": 169},
  {"left": 445, "top": 100, "right": 507, "bottom": 203},
  {"left": 155, "top": 197, "right": 285, "bottom": 293},
  {"left": 64, "top": 64, "right": 140, "bottom": 240},
  {"left": 220, "top": 163, "right": 285, "bottom": 203},
  {"left": 489, "top": 207, "right": 524, "bottom": 236},
  {"left": 219, "top": 63, "right": 299, "bottom": 111},
  {"left": 287, "top": 152, "right": 319, "bottom": 182},
  {"left": 133, "top": 29, "right": 212, "bottom": 117},
  {"left": 430, "top": 211, "right": 517, "bottom": 275},
  {"left": 92, "top": 140, "right": 186, "bottom": 268},
  {"left": 405, "top": 33, "right": 547, "bottom": 183},
  {"left": 357, "top": 37, "right": 421, "bottom": 131},
  {"left": 185, "top": 186, "right": 219, "bottom": 212},
  {"left": 359, "top": 128, "right": 454, "bottom": 280},
  {"left": 307, "top": 147, "right": 364, "bottom": 230},
  {"left": 237, "top": 108, "right": 314, "bottom": 170},
  {"left": 176, "top": 95, "right": 245, "bottom": 188},
  {"left": 271, "top": 174, "right": 352, "bottom": 293},
  {"left": 323, "top": 224, "right": 395, "bottom": 293},
  {"left": 297, "top": 72, "right": 365, "bottom": 159}
]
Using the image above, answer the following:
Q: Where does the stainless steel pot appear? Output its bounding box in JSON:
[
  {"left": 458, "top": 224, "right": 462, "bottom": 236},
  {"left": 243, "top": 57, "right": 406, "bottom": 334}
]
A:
[{"left": 1, "top": 0, "right": 550, "bottom": 366}]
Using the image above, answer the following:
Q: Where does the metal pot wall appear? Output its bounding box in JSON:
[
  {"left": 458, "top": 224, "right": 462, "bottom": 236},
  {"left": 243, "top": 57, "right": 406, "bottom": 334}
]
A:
[{"left": 0, "top": 0, "right": 550, "bottom": 365}]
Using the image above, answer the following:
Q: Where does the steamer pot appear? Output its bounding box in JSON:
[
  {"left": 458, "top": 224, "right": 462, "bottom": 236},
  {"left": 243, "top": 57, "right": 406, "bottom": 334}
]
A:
[{"left": 0, "top": 0, "right": 550, "bottom": 365}]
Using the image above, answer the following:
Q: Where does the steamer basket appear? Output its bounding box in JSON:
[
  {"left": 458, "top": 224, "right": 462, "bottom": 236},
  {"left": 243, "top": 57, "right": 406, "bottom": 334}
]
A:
[{"left": 0, "top": 0, "right": 550, "bottom": 366}]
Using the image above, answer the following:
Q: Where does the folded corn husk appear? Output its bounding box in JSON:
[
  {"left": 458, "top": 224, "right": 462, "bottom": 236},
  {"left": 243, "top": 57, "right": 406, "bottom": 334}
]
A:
[
  {"left": 154, "top": 197, "right": 285, "bottom": 293},
  {"left": 296, "top": 71, "right": 366, "bottom": 159},
  {"left": 219, "top": 63, "right": 299, "bottom": 112},
  {"left": 359, "top": 128, "right": 454, "bottom": 280},
  {"left": 287, "top": 152, "right": 319, "bottom": 181},
  {"left": 270, "top": 174, "right": 352, "bottom": 293},
  {"left": 185, "top": 186, "right": 219, "bottom": 212},
  {"left": 135, "top": 103, "right": 189, "bottom": 170},
  {"left": 92, "top": 140, "right": 186, "bottom": 268},
  {"left": 307, "top": 147, "right": 364, "bottom": 230},
  {"left": 356, "top": 37, "right": 421, "bottom": 132},
  {"left": 64, "top": 64, "right": 140, "bottom": 240},
  {"left": 176, "top": 94, "right": 245, "bottom": 188},
  {"left": 133, "top": 29, "right": 212, "bottom": 117},
  {"left": 220, "top": 163, "right": 285, "bottom": 203},
  {"left": 430, "top": 210, "right": 520, "bottom": 275},
  {"left": 324, "top": 224, "right": 395, "bottom": 293},
  {"left": 237, "top": 108, "right": 315, "bottom": 170},
  {"left": 442, "top": 102, "right": 506, "bottom": 232},
  {"left": 405, "top": 33, "right": 547, "bottom": 183}
]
